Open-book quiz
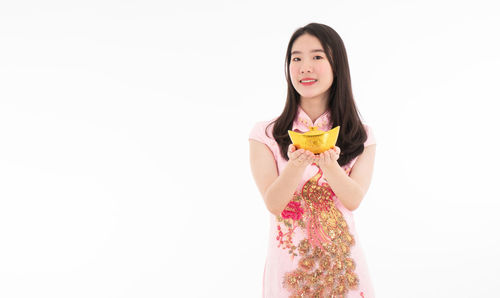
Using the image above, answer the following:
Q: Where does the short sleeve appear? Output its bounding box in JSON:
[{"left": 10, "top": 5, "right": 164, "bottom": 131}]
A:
[
  {"left": 363, "top": 124, "right": 376, "bottom": 147},
  {"left": 249, "top": 121, "right": 275, "bottom": 148}
]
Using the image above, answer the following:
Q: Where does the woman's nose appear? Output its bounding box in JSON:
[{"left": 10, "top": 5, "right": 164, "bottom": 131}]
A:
[{"left": 300, "top": 64, "right": 312, "bottom": 73}]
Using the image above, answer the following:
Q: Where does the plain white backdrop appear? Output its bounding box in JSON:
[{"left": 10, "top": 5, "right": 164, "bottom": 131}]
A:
[{"left": 1, "top": 0, "right": 499, "bottom": 297}]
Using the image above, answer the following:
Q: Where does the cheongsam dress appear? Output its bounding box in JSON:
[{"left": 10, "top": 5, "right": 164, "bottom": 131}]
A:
[{"left": 249, "top": 106, "right": 376, "bottom": 298}]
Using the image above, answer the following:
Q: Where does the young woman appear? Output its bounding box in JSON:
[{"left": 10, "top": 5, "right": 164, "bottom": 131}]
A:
[{"left": 249, "top": 23, "right": 377, "bottom": 297}]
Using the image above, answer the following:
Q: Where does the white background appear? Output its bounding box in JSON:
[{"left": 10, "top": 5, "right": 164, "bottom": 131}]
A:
[{"left": 1, "top": 1, "right": 499, "bottom": 297}]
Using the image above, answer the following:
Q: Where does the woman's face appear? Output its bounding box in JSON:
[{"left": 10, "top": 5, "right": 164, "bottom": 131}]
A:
[{"left": 289, "top": 34, "right": 334, "bottom": 102}]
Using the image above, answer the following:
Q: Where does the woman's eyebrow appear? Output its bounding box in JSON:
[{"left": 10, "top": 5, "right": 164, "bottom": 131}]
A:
[{"left": 291, "top": 49, "right": 325, "bottom": 55}]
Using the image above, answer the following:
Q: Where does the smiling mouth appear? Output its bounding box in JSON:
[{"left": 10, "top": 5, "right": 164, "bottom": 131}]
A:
[{"left": 300, "top": 79, "right": 318, "bottom": 83}]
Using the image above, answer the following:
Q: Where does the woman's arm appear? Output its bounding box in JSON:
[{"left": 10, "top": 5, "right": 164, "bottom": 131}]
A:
[
  {"left": 249, "top": 140, "right": 312, "bottom": 216},
  {"left": 321, "top": 144, "right": 377, "bottom": 211}
]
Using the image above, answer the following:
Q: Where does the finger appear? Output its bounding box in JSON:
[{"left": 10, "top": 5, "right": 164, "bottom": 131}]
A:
[
  {"left": 324, "top": 151, "right": 331, "bottom": 162},
  {"left": 330, "top": 149, "right": 339, "bottom": 160},
  {"left": 290, "top": 147, "right": 303, "bottom": 156},
  {"left": 291, "top": 149, "right": 306, "bottom": 160},
  {"left": 332, "top": 150, "right": 338, "bottom": 159},
  {"left": 307, "top": 151, "right": 315, "bottom": 161},
  {"left": 297, "top": 152, "right": 307, "bottom": 162}
]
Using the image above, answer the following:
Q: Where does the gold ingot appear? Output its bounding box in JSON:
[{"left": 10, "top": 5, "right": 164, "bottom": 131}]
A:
[{"left": 288, "top": 126, "right": 340, "bottom": 154}]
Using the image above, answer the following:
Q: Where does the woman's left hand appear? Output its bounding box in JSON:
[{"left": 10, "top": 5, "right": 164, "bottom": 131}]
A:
[{"left": 315, "top": 146, "right": 341, "bottom": 169}]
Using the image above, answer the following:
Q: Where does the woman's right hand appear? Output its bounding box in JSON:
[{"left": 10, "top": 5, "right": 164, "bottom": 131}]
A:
[{"left": 287, "top": 144, "right": 315, "bottom": 168}]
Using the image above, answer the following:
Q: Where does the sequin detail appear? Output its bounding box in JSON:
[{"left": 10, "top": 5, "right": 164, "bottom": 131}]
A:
[{"left": 278, "top": 166, "right": 359, "bottom": 297}]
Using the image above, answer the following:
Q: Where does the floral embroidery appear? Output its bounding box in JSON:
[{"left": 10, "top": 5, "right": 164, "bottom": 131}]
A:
[
  {"left": 276, "top": 194, "right": 306, "bottom": 258},
  {"left": 282, "top": 201, "right": 305, "bottom": 221},
  {"left": 279, "top": 166, "right": 359, "bottom": 297}
]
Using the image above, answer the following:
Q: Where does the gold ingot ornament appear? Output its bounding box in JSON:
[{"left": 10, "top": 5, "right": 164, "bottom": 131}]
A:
[{"left": 288, "top": 126, "right": 340, "bottom": 154}]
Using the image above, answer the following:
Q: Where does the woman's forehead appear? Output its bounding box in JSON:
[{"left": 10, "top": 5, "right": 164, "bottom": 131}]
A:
[{"left": 291, "top": 34, "right": 324, "bottom": 53}]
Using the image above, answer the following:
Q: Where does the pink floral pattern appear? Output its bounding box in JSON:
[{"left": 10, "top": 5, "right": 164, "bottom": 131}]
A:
[{"left": 281, "top": 201, "right": 305, "bottom": 221}]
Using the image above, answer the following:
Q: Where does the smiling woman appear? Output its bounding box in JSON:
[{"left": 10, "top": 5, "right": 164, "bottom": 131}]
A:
[{"left": 249, "top": 23, "right": 377, "bottom": 297}]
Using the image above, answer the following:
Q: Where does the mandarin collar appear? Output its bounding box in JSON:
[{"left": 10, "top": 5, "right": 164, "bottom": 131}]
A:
[{"left": 292, "top": 106, "right": 332, "bottom": 132}]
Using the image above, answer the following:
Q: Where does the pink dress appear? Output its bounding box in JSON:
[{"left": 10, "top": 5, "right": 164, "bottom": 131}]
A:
[{"left": 249, "top": 106, "right": 376, "bottom": 298}]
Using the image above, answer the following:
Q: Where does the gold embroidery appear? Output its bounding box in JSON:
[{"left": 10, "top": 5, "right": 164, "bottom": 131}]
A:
[
  {"left": 298, "top": 256, "right": 315, "bottom": 271},
  {"left": 281, "top": 166, "right": 359, "bottom": 297},
  {"left": 298, "top": 239, "right": 311, "bottom": 255}
]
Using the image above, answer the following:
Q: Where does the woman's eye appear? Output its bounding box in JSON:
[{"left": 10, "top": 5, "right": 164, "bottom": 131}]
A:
[{"left": 291, "top": 56, "right": 322, "bottom": 62}]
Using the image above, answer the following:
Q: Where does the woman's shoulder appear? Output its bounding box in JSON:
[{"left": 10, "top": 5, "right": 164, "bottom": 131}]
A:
[
  {"left": 248, "top": 117, "right": 278, "bottom": 145},
  {"left": 361, "top": 122, "right": 376, "bottom": 147},
  {"left": 344, "top": 123, "right": 376, "bottom": 169}
]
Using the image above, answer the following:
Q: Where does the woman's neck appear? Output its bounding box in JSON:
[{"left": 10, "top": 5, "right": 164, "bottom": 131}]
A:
[{"left": 299, "top": 97, "right": 329, "bottom": 123}]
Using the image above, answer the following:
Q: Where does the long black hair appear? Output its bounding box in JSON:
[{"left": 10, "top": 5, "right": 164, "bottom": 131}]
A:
[{"left": 267, "top": 23, "right": 367, "bottom": 167}]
